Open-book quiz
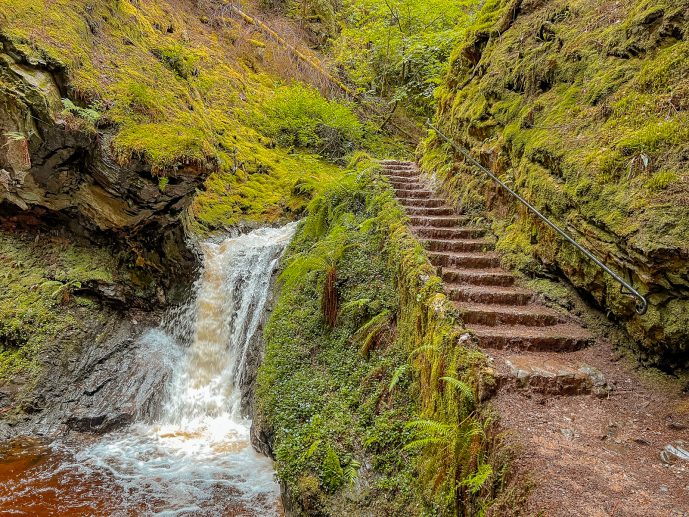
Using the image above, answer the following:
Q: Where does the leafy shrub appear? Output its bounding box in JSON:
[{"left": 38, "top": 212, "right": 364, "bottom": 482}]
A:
[
  {"left": 260, "top": 84, "right": 363, "bottom": 161},
  {"left": 334, "top": 0, "right": 473, "bottom": 116}
]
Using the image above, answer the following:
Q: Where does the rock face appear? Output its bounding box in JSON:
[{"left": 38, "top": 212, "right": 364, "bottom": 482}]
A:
[
  {"left": 0, "top": 36, "right": 211, "bottom": 435},
  {"left": 0, "top": 38, "right": 212, "bottom": 302},
  {"left": 423, "top": 0, "right": 689, "bottom": 369},
  {"left": 0, "top": 309, "right": 176, "bottom": 439}
]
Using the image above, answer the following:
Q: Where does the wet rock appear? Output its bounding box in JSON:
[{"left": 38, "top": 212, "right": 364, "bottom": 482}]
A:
[
  {"left": 499, "top": 355, "right": 608, "bottom": 396},
  {"left": 1, "top": 310, "right": 175, "bottom": 438},
  {"left": 661, "top": 441, "right": 689, "bottom": 465},
  {"left": 0, "top": 46, "right": 210, "bottom": 304}
]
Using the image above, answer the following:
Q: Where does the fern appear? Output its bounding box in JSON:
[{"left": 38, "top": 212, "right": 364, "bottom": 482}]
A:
[
  {"left": 440, "top": 376, "right": 476, "bottom": 405},
  {"left": 342, "top": 459, "right": 361, "bottom": 485},
  {"left": 61, "top": 98, "right": 101, "bottom": 125},
  {"left": 403, "top": 436, "right": 446, "bottom": 451},
  {"left": 408, "top": 343, "right": 439, "bottom": 359},
  {"left": 340, "top": 297, "right": 371, "bottom": 313},
  {"left": 303, "top": 439, "right": 322, "bottom": 460},
  {"left": 2, "top": 131, "right": 27, "bottom": 143},
  {"left": 461, "top": 462, "right": 493, "bottom": 495},
  {"left": 40, "top": 279, "right": 81, "bottom": 304},
  {"left": 321, "top": 446, "right": 344, "bottom": 492},
  {"left": 388, "top": 364, "right": 408, "bottom": 392},
  {"left": 405, "top": 418, "right": 453, "bottom": 437},
  {"left": 353, "top": 309, "right": 391, "bottom": 358}
]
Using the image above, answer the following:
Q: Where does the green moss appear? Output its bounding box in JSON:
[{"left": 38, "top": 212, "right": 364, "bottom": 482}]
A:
[
  {"left": 257, "top": 155, "right": 508, "bottom": 515},
  {"left": 645, "top": 170, "right": 679, "bottom": 191},
  {"left": 0, "top": 231, "right": 119, "bottom": 382},
  {"left": 0, "top": 0, "right": 351, "bottom": 227},
  {"left": 422, "top": 0, "right": 689, "bottom": 366}
]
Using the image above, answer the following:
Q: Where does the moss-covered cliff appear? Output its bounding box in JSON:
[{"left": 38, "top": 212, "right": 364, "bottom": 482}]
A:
[{"left": 422, "top": 0, "right": 689, "bottom": 368}]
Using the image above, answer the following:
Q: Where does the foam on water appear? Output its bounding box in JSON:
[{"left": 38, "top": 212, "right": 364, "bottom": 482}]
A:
[{"left": 59, "top": 224, "right": 296, "bottom": 515}]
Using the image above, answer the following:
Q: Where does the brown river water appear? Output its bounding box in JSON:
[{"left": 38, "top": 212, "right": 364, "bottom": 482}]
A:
[{"left": 0, "top": 226, "right": 295, "bottom": 516}]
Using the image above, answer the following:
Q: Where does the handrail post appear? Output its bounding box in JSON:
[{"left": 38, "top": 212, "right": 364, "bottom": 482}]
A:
[{"left": 426, "top": 121, "right": 648, "bottom": 315}]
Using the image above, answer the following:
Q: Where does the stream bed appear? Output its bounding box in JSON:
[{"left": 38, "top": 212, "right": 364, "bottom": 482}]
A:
[{"left": 0, "top": 225, "right": 296, "bottom": 516}]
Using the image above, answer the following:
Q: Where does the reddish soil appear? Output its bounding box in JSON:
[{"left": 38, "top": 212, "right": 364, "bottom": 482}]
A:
[{"left": 495, "top": 340, "right": 689, "bottom": 517}]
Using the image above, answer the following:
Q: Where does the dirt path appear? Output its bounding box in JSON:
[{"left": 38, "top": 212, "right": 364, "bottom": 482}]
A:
[{"left": 496, "top": 341, "right": 688, "bottom": 517}]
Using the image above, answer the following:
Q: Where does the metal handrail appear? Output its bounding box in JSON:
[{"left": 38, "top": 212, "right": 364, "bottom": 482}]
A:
[{"left": 427, "top": 121, "right": 648, "bottom": 315}]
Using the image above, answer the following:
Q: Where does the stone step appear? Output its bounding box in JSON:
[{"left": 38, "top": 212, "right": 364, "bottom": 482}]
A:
[
  {"left": 495, "top": 355, "right": 607, "bottom": 396},
  {"left": 384, "top": 170, "right": 418, "bottom": 176},
  {"left": 424, "top": 238, "right": 494, "bottom": 253},
  {"left": 381, "top": 160, "right": 415, "bottom": 167},
  {"left": 383, "top": 169, "right": 418, "bottom": 178},
  {"left": 455, "top": 301, "right": 562, "bottom": 326},
  {"left": 428, "top": 251, "right": 502, "bottom": 269},
  {"left": 471, "top": 324, "right": 594, "bottom": 352},
  {"left": 442, "top": 267, "right": 515, "bottom": 287},
  {"left": 406, "top": 206, "right": 456, "bottom": 217},
  {"left": 412, "top": 226, "right": 486, "bottom": 239},
  {"left": 408, "top": 216, "right": 472, "bottom": 228},
  {"left": 389, "top": 179, "right": 423, "bottom": 188},
  {"left": 446, "top": 284, "right": 534, "bottom": 305},
  {"left": 387, "top": 177, "right": 422, "bottom": 186},
  {"left": 398, "top": 197, "right": 445, "bottom": 208},
  {"left": 395, "top": 189, "right": 433, "bottom": 199}
]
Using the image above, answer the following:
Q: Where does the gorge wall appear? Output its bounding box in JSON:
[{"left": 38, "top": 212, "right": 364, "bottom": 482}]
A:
[
  {"left": 0, "top": 0, "right": 345, "bottom": 434},
  {"left": 421, "top": 0, "right": 689, "bottom": 368}
]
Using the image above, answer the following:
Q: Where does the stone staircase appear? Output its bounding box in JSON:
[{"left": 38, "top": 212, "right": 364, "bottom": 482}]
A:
[{"left": 381, "top": 160, "right": 605, "bottom": 396}]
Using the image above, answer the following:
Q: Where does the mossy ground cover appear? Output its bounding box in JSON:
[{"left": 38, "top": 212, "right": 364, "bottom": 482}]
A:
[
  {"left": 0, "top": 0, "right": 359, "bottom": 233},
  {"left": 0, "top": 229, "right": 119, "bottom": 384},
  {"left": 257, "top": 155, "right": 512, "bottom": 515},
  {"left": 421, "top": 0, "right": 689, "bottom": 367}
]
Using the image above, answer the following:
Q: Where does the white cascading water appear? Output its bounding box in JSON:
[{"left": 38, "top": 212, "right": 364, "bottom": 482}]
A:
[{"left": 75, "top": 224, "right": 296, "bottom": 515}]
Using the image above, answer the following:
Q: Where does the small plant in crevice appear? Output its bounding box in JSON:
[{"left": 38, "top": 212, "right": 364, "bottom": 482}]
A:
[
  {"left": 41, "top": 279, "right": 83, "bottom": 305},
  {"left": 61, "top": 98, "right": 101, "bottom": 127}
]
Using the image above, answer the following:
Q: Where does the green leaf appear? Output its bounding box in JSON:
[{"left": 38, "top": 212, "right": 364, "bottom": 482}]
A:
[{"left": 440, "top": 376, "right": 476, "bottom": 405}]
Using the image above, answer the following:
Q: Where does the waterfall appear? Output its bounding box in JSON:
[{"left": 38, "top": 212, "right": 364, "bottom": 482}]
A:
[
  {"left": 73, "top": 224, "right": 296, "bottom": 515},
  {"left": 163, "top": 223, "right": 295, "bottom": 423}
]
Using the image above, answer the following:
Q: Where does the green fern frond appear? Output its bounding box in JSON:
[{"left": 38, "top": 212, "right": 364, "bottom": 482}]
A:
[
  {"left": 279, "top": 254, "right": 328, "bottom": 287},
  {"left": 461, "top": 462, "right": 493, "bottom": 494},
  {"left": 440, "top": 376, "right": 476, "bottom": 405},
  {"left": 340, "top": 298, "right": 371, "bottom": 313},
  {"left": 405, "top": 419, "right": 453, "bottom": 437},
  {"left": 409, "top": 344, "right": 440, "bottom": 359},
  {"left": 388, "top": 364, "right": 409, "bottom": 392},
  {"left": 343, "top": 459, "right": 361, "bottom": 485},
  {"left": 353, "top": 309, "right": 391, "bottom": 358},
  {"left": 403, "top": 437, "right": 446, "bottom": 451},
  {"left": 303, "top": 439, "right": 322, "bottom": 460}
]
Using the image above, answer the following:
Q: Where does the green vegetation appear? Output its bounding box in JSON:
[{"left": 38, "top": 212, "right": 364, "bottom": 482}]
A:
[
  {"left": 421, "top": 0, "right": 689, "bottom": 367},
  {"left": 262, "top": 0, "right": 340, "bottom": 47},
  {"left": 260, "top": 84, "right": 363, "bottom": 161},
  {"left": 0, "top": 231, "right": 118, "bottom": 382},
  {"left": 0, "top": 0, "right": 358, "bottom": 233},
  {"left": 257, "top": 155, "right": 510, "bottom": 515},
  {"left": 334, "top": 0, "right": 479, "bottom": 117}
]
